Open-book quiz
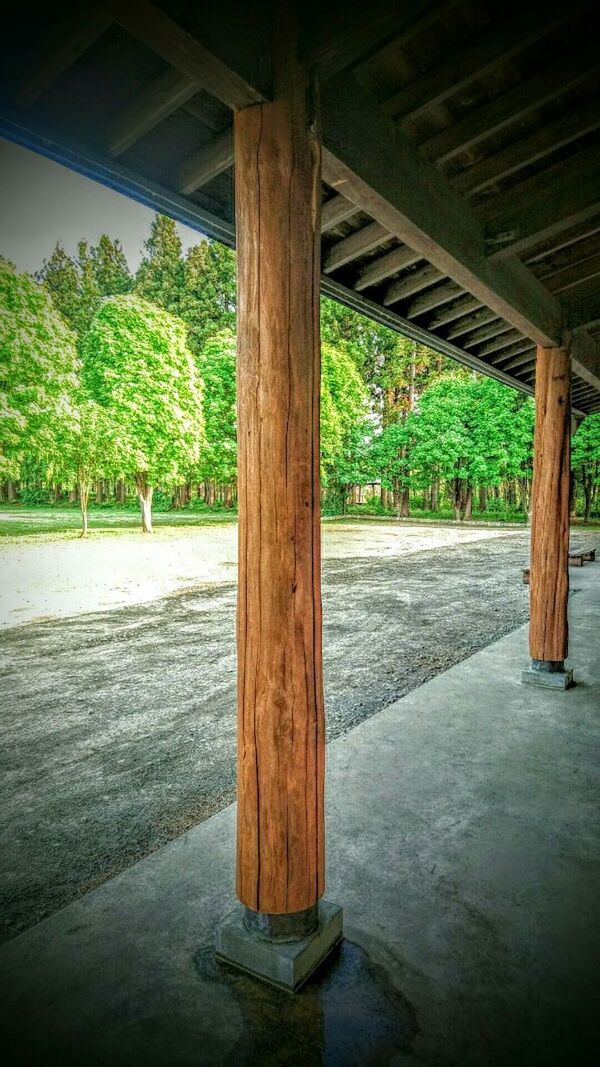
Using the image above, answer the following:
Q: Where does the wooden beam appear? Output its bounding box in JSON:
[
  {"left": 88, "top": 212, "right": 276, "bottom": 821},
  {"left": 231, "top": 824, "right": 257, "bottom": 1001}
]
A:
[
  {"left": 383, "top": 264, "right": 444, "bottom": 306},
  {"left": 452, "top": 96, "right": 600, "bottom": 197},
  {"left": 359, "top": 1, "right": 460, "bottom": 72},
  {"left": 177, "top": 128, "right": 234, "bottom": 195},
  {"left": 419, "top": 48, "right": 600, "bottom": 163},
  {"left": 183, "top": 93, "right": 232, "bottom": 132},
  {"left": 547, "top": 254, "right": 600, "bottom": 295},
  {"left": 480, "top": 142, "right": 600, "bottom": 259},
  {"left": 104, "top": 0, "right": 266, "bottom": 110},
  {"left": 571, "top": 329, "right": 600, "bottom": 393},
  {"left": 405, "top": 281, "right": 463, "bottom": 319},
  {"left": 476, "top": 330, "right": 523, "bottom": 358},
  {"left": 446, "top": 309, "right": 498, "bottom": 339},
  {"left": 306, "top": 0, "right": 436, "bottom": 79},
  {"left": 525, "top": 218, "right": 600, "bottom": 265},
  {"left": 384, "top": 1, "right": 574, "bottom": 123},
  {"left": 532, "top": 232, "right": 600, "bottom": 282},
  {"left": 323, "top": 221, "right": 390, "bottom": 273},
  {"left": 108, "top": 69, "right": 198, "bottom": 157},
  {"left": 463, "top": 321, "right": 514, "bottom": 348},
  {"left": 427, "top": 296, "right": 485, "bottom": 329},
  {"left": 528, "top": 346, "right": 571, "bottom": 665},
  {"left": 321, "top": 73, "right": 562, "bottom": 346},
  {"left": 493, "top": 345, "right": 536, "bottom": 371},
  {"left": 320, "top": 194, "right": 358, "bottom": 231},
  {"left": 234, "top": 31, "right": 324, "bottom": 915},
  {"left": 559, "top": 275, "right": 600, "bottom": 330},
  {"left": 14, "top": 5, "right": 112, "bottom": 108},
  {"left": 354, "top": 245, "right": 422, "bottom": 291}
]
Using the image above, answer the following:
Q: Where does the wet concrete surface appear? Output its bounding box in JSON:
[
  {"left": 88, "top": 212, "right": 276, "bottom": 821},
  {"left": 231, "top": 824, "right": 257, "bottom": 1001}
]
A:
[{"left": 0, "top": 526, "right": 552, "bottom": 941}]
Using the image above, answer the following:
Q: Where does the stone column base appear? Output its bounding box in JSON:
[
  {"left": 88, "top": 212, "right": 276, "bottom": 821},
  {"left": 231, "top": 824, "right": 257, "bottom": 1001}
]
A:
[
  {"left": 521, "top": 659, "right": 574, "bottom": 690},
  {"left": 215, "top": 900, "right": 343, "bottom": 991}
]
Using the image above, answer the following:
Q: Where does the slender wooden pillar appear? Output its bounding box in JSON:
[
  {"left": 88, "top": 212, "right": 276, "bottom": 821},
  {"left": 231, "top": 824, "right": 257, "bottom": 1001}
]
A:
[
  {"left": 234, "top": 29, "right": 325, "bottom": 917},
  {"left": 528, "top": 345, "right": 571, "bottom": 667}
]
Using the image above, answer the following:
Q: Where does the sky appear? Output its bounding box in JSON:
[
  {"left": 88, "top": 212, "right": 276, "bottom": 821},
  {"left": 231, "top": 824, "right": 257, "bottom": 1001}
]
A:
[{"left": 0, "top": 139, "right": 203, "bottom": 276}]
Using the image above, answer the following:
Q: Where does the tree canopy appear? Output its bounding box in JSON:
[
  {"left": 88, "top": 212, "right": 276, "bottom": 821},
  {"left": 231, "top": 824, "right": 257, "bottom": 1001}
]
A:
[
  {"left": 82, "top": 295, "right": 203, "bottom": 529},
  {"left": 0, "top": 258, "right": 79, "bottom": 480}
]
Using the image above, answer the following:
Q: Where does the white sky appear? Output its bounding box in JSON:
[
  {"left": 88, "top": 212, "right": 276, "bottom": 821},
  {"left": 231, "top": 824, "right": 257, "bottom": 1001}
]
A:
[{"left": 0, "top": 139, "right": 203, "bottom": 276}]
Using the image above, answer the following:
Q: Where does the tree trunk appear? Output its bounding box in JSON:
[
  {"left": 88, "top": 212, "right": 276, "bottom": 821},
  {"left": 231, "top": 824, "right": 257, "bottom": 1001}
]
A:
[
  {"left": 529, "top": 346, "right": 571, "bottom": 664},
  {"left": 234, "top": 35, "right": 324, "bottom": 915},
  {"left": 463, "top": 486, "right": 473, "bottom": 521},
  {"left": 431, "top": 480, "right": 438, "bottom": 511},
  {"left": 116, "top": 479, "right": 126, "bottom": 504},
  {"left": 399, "top": 488, "right": 410, "bottom": 518},
  {"left": 79, "top": 480, "right": 90, "bottom": 537},
  {"left": 135, "top": 476, "right": 153, "bottom": 533},
  {"left": 478, "top": 485, "right": 487, "bottom": 512},
  {"left": 95, "top": 479, "right": 103, "bottom": 505},
  {"left": 6, "top": 480, "right": 16, "bottom": 502}
]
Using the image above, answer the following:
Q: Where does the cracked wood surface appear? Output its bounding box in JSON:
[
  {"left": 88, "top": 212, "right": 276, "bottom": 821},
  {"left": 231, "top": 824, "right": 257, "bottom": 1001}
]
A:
[{"left": 234, "top": 40, "right": 324, "bottom": 914}]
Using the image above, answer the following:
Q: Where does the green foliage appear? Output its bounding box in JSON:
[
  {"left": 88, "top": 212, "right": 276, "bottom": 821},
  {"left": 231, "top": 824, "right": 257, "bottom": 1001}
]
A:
[
  {"left": 0, "top": 258, "right": 80, "bottom": 480},
  {"left": 572, "top": 414, "right": 600, "bottom": 518},
  {"left": 321, "top": 342, "right": 370, "bottom": 502},
  {"left": 82, "top": 295, "right": 204, "bottom": 490},
  {"left": 91, "top": 234, "right": 132, "bottom": 298},
  {"left": 37, "top": 234, "right": 133, "bottom": 340},
  {"left": 182, "top": 241, "right": 236, "bottom": 354},
  {"left": 408, "top": 373, "right": 533, "bottom": 514},
  {"left": 135, "top": 214, "right": 185, "bottom": 315},
  {"left": 197, "top": 329, "right": 237, "bottom": 486}
]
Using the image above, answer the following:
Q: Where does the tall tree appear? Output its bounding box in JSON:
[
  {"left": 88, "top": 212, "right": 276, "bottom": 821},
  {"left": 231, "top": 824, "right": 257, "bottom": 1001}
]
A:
[
  {"left": 321, "top": 342, "right": 370, "bottom": 510},
  {"left": 197, "top": 329, "right": 237, "bottom": 494},
  {"left": 0, "top": 258, "right": 80, "bottom": 482},
  {"left": 36, "top": 243, "right": 81, "bottom": 334},
  {"left": 181, "top": 240, "right": 236, "bottom": 354},
  {"left": 572, "top": 414, "right": 600, "bottom": 522},
  {"left": 92, "top": 234, "right": 132, "bottom": 297},
  {"left": 135, "top": 214, "right": 184, "bottom": 315},
  {"left": 83, "top": 295, "right": 204, "bottom": 532}
]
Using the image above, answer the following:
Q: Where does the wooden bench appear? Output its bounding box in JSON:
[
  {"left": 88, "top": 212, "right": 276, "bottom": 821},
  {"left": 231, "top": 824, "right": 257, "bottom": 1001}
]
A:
[{"left": 522, "top": 546, "right": 596, "bottom": 583}]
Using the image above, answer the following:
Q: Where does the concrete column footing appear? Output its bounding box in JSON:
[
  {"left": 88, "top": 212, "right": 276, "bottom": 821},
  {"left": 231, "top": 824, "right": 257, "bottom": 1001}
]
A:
[
  {"left": 521, "top": 665, "right": 574, "bottom": 690},
  {"left": 215, "top": 899, "right": 343, "bottom": 992}
]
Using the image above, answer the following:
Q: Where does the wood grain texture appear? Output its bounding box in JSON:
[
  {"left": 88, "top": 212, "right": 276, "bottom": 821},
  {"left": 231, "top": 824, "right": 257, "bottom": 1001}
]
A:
[
  {"left": 529, "top": 346, "right": 571, "bottom": 662},
  {"left": 234, "top": 39, "right": 324, "bottom": 914}
]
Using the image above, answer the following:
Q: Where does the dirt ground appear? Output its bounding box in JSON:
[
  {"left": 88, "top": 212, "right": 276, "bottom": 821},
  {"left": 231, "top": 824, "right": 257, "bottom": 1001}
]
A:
[{"left": 3, "top": 520, "right": 589, "bottom": 943}]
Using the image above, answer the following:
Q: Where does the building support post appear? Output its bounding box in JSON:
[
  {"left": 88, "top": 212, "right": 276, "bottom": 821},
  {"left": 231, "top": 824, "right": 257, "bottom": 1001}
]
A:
[
  {"left": 522, "top": 345, "right": 573, "bottom": 689},
  {"left": 215, "top": 14, "right": 342, "bottom": 990}
]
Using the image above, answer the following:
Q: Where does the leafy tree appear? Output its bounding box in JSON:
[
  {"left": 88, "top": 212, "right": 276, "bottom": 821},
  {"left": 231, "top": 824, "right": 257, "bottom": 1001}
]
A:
[
  {"left": 82, "top": 295, "right": 204, "bottom": 532},
  {"left": 0, "top": 258, "right": 79, "bottom": 481},
  {"left": 135, "top": 214, "right": 185, "bottom": 316},
  {"left": 321, "top": 342, "right": 370, "bottom": 510},
  {"left": 572, "top": 414, "right": 600, "bottom": 522},
  {"left": 92, "top": 234, "right": 132, "bottom": 298},
  {"left": 51, "top": 396, "right": 119, "bottom": 535},
  {"left": 75, "top": 240, "right": 102, "bottom": 337},
  {"left": 182, "top": 241, "right": 236, "bottom": 354},
  {"left": 36, "top": 243, "right": 81, "bottom": 334},
  {"left": 197, "top": 329, "right": 237, "bottom": 492},
  {"left": 409, "top": 374, "right": 527, "bottom": 519}
]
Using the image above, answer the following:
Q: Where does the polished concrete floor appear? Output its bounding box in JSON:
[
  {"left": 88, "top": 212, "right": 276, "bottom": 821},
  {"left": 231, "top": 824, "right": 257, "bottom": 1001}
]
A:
[{"left": 0, "top": 564, "right": 598, "bottom": 1066}]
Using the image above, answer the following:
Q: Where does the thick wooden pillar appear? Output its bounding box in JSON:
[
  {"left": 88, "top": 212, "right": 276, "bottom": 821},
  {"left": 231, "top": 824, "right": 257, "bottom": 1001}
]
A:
[
  {"left": 529, "top": 345, "right": 571, "bottom": 666},
  {"left": 234, "top": 31, "right": 324, "bottom": 916}
]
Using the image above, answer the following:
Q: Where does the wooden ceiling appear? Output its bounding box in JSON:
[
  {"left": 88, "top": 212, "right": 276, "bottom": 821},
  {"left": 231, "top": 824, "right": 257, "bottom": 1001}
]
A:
[{"left": 1, "top": 0, "right": 599, "bottom": 414}]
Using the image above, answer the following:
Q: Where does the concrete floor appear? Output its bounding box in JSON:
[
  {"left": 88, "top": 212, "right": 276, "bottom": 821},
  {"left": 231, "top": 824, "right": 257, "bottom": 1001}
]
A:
[{"left": 0, "top": 564, "right": 598, "bottom": 1066}]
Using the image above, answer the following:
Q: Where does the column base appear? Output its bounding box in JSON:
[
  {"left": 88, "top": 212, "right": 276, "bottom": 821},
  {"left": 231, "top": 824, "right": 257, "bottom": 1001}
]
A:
[
  {"left": 215, "top": 900, "right": 343, "bottom": 992},
  {"left": 521, "top": 659, "right": 574, "bottom": 690}
]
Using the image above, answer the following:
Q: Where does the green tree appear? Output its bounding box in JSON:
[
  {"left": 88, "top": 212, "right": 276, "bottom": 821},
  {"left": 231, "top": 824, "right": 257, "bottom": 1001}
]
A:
[
  {"left": 82, "top": 295, "right": 204, "bottom": 532},
  {"left": 92, "top": 234, "right": 132, "bottom": 298},
  {"left": 135, "top": 214, "right": 185, "bottom": 315},
  {"left": 0, "top": 258, "right": 79, "bottom": 482},
  {"left": 572, "top": 414, "right": 600, "bottom": 521},
  {"left": 51, "top": 396, "right": 119, "bottom": 536},
  {"left": 35, "top": 243, "right": 81, "bottom": 334},
  {"left": 197, "top": 329, "right": 237, "bottom": 496},
  {"left": 409, "top": 374, "right": 526, "bottom": 520},
  {"left": 182, "top": 240, "right": 236, "bottom": 355},
  {"left": 320, "top": 341, "right": 370, "bottom": 510}
]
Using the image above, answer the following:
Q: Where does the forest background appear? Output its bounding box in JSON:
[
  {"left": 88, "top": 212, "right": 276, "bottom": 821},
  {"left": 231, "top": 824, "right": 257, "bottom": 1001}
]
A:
[{"left": 1, "top": 213, "right": 599, "bottom": 533}]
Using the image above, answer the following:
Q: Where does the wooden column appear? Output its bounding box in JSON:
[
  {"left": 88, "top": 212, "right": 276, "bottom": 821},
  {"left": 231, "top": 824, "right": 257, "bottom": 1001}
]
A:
[
  {"left": 234, "top": 30, "right": 324, "bottom": 915},
  {"left": 529, "top": 345, "right": 571, "bottom": 665}
]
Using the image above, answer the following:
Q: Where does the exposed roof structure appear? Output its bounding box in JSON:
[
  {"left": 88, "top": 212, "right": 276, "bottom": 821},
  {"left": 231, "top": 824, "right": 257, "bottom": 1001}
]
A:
[{"left": 1, "top": 0, "right": 599, "bottom": 413}]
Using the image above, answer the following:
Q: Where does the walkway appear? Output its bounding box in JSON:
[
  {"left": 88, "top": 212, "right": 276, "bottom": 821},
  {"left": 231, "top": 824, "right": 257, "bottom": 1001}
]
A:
[{"left": 0, "top": 564, "right": 598, "bottom": 1066}]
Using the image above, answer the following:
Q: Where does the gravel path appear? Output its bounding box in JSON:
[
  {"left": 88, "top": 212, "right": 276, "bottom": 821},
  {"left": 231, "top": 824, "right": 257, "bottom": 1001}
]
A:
[{"left": 0, "top": 521, "right": 574, "bottom": 942}]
